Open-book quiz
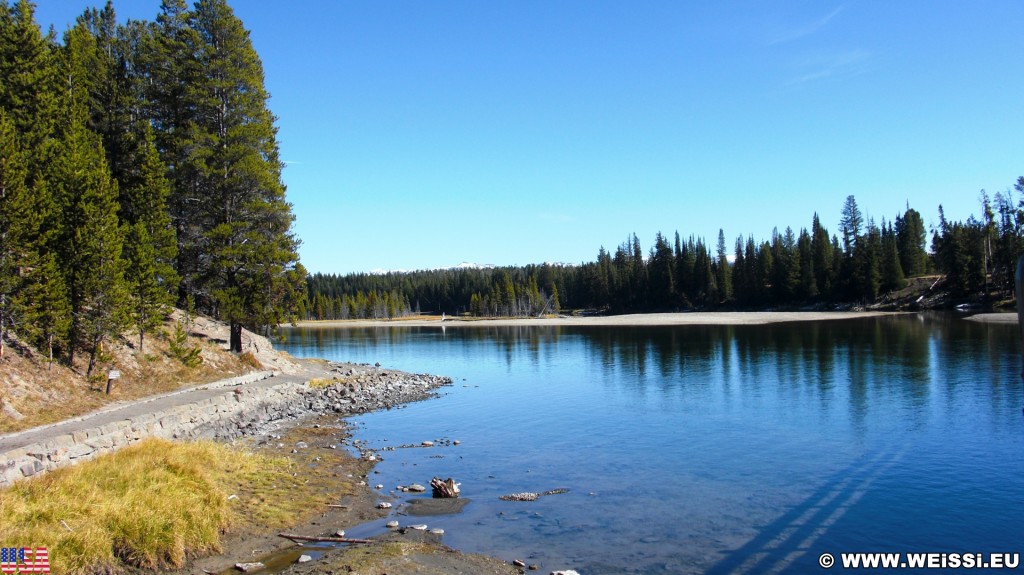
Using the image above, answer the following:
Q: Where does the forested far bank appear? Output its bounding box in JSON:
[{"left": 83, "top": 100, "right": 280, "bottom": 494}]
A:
[
  {"left": 0, "top": 0, "right": 303, "bottom": 377},
  {"left": 302, "top": 186, "right": 1024, "bottom": 319}
]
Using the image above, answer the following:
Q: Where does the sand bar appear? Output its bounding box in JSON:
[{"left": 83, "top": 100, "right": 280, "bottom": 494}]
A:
[
  {"left": 964, "top": 312, "right": 1019, "bottom": 324},
  {"left": 293, "top": 311, "right": 904, "bottom": 329}
]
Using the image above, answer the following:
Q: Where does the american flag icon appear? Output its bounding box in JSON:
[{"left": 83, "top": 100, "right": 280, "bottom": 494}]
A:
[{"left": 0, "top": 548, "right": 49, "bottom": 573}]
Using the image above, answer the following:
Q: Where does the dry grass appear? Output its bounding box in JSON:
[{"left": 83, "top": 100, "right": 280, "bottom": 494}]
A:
[
  {"left": 0, "top": 319, "right": 256, "bottom": 434},
  {"left": 0, "top": 438, "right": 307, "bottom": 575}
]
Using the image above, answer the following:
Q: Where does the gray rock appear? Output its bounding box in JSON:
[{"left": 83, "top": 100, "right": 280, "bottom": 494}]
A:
[
  {"left": 234, "top": 562, "right": 265, "bottom": 572},
  {"left": 407, "top": 483, "right": 427, "bottom": 492}
]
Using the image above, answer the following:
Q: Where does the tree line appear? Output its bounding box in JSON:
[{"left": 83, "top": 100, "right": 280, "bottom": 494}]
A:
[
  {"left": 0, "top": 0, "right": 303, "bottom": 376},
  {"left": 305, "top": 185, "right": 1024, "bottom": 319}
]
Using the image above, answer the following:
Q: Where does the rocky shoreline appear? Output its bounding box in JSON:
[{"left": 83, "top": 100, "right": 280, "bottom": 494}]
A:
[
  {"left": 0, "top": 360, "right": 451, "bottom": 488},
  {"left": 210, "top": 361, "right": 454, "bottom": 440}
]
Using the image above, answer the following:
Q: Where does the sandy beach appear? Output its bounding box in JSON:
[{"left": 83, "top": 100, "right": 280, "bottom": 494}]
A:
[
  {"left": 295, "top": 311, "right": 904, "bottom": 329},
  {"left": 964, "top": 312, "right": 1019, "bottom": 324}
]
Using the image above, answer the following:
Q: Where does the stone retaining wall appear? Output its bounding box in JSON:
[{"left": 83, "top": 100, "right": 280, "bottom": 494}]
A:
[{"left": 0, "top": 365, "right": 451, "bottom": 488}]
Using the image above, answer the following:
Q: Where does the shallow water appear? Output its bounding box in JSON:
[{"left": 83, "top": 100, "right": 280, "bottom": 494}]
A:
[{"left": 278, "top": 314, "right": 1024, "bottom": 574}]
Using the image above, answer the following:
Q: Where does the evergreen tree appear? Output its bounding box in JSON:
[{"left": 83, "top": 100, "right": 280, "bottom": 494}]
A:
[
  {"left": 840, "top": 195, "right": 863, "bottom": 254},
  {"left": 716, "top": 229, "right": 732, "bottom": 303},
  {"left": 797, "top": 227, "right": 817, "bottom": 299},
  {"left": 0, "top": 0, "right": 60, "bottom": 172},
  {"left": 186, "top": 0, "right": 302, "bottom": 351},
  {"left": 880, "top": 219, "right": 906, "bottom": 292},
  {"left": 850, "top": 219, "right": 882, "bottom": 300},
  {"left": 810, "top": 213, "right": 834, "bottom": 297},
  {"left": 53, "top": 122, "right": 129, "bottom": 376},
  {"left": 0, "top": 109, "right": 34, "bottom": 357},
  {"left": 647, "top": 232, "right": 675, "bottom": 309},
  {"left": 770, "top": 227, "right": 800, "bottom": 302},
  {"left": 145, "top": 0, "right": 203, "bottom": 299},
  {"left": 118, "top": 125, "right": 177, "bottom": 351},
  {"left": 14, "top": 252, "right": 70, "bottom": 369},
  {"left": 895, "top": 207, "right": 928, "bottom": 277}
]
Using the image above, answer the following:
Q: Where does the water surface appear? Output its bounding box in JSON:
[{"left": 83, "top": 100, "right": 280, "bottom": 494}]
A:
[{"left": 279, "top": 314, "right": 1024, "bottom": 574}]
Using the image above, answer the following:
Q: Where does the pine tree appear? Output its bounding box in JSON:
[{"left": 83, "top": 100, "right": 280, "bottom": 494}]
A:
[
  {"left": 182, "top": 0, "right": 302, "bottom": 351},
  {"left": 647, "top": 232, "right": 675, "bottom": 309},
  {"left": 145, "top": 0, "right": 203, "bottom": 299},
  {"left": 119, "top": 125, "right": 177, "bottom": 351},
  {"left": 55, "top": 122, "right": 129, "bottom": 377},
  {"left": 0, "top": 0, "right": 60, "bottom": 171},
  {"left": 840, "top": 195, "right": 863, "bottom": 254},
  {"left": 895, "top": 207, "right": 928, "bottom": 277},
  {"left": 14, "top": 252, "right": 70, "bottom": 369},
  {"left": 0, "top": 109, "right": 34, "bottom": 358},
  {"left": 716, "top": 229, "right": 732, "bottom": 303},
  {"left": 880, "top": 219, "right": 906, "bottom": 293},
  {"left": 810, "top": 213, "right": 834, "bottom": 297},
  {"left": 797, "top": 227, "right": 817, "bottom": 299}
]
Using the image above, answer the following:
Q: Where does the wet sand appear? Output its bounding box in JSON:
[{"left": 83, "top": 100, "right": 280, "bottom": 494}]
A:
[
  {"left": 297, "top": 311, "right": 902, "bottom": 329},
  {"left": 964, "top": 312, "right": 1019, "bottom": 324}
]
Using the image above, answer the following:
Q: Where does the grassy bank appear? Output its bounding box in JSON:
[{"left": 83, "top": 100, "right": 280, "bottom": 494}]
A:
[{"left": 0, "top": 438, "right": 323, "bottom": 574}]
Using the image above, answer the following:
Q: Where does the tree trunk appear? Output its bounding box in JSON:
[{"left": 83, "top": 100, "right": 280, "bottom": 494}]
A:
[{"left": 230, "top": 321, "right": 243, "bottom": 354}]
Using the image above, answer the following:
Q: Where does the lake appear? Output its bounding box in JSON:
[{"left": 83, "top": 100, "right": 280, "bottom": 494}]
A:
[{"left": 278, "top": 314, "right": 1024, "bottom": 574}]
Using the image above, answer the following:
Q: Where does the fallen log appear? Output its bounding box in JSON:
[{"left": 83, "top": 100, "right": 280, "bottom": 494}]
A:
[{"left": 278, "top": 533, "right": 375, "bottom": 545}]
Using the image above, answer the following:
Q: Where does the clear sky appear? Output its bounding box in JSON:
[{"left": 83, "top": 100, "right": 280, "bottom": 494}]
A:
[{"left": 35, "top": 1, "right": 1024, "bottom": 275}]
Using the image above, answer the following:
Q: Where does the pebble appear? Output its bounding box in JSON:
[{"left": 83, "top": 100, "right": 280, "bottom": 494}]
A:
[
  {"left": 422, "top": 441, "right": 434, "bottom": 447},
  {"left": 234, "top": 562, "right": 265, "bottom": 572},
  {"left": 407, "top": 484, "right": 427, "bottom": 492},
  {"left": 453, "top": 440, "right": 461, "bottom": 445},
  {"left": 295, "top": 441, "right": 308, "bottom": 449},
  {"left": 386, "top": 520, "right": 400, "bottom": 528},
  {"left": 297, "top": 555, "right": 312, "bottom": 563},
  {"left": 550, "top": 571, "right": 580, "bottom": 575},
  {"left": 335, "top": 530, "right": 345, "bottom": 537},
  {"left": 430, "top": 528, "right": 444, "bottom": 535},
  {"left": 409, "top": 524, "right": 428, "bottom": 530},
  {"left": 513, "top": 560, "right": 526, "bottom": 567},
  {"left": 376, "top": 502, "right": 392, "bottom": 509},
  {"left": 375, "top": 484, "right": 384, "bottom": 490}
]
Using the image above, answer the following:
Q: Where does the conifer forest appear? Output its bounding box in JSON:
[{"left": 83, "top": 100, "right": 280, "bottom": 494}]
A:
[
  {"left": 304, "top": 189, "right": 1024, "bottom": 320},
  {"left": 0, "top": 0, "right": 303, "bottom": 372}
]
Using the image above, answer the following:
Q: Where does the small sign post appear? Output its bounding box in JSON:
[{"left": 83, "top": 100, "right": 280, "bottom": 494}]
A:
[{"left": 106, "top": 369, "right": 121, "bottom": 395}]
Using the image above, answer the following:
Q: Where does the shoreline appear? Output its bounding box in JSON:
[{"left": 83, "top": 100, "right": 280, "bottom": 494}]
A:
[
  {"left": 293, "top": 310, "right": 904, "bottom": 329},
  {"left": 964, "top": 312, "right": 1019, "bottom": 324}
]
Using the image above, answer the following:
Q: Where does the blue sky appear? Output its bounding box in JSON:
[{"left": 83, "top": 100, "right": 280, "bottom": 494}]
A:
[{"left": 36, "top": 1, "right": 1024, "bottom": 274}]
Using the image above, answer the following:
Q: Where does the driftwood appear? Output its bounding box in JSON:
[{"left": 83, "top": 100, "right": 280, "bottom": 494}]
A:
[
  {"left": 430, "top": 476, "right": 460, "bottom": 498},
  {"left": 278, "top": 533, "right": 375, "bottom": 545}
]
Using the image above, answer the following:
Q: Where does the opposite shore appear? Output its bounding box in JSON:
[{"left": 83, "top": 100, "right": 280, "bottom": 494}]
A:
[
  {"left": 295, "top": 310, "right": 1020, "bottom": 329},
  {"left": 296, "top": 310, "right": 906, "bottom": 329}
]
